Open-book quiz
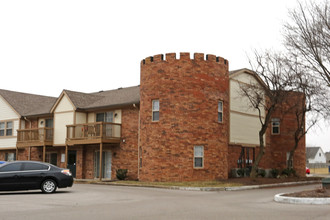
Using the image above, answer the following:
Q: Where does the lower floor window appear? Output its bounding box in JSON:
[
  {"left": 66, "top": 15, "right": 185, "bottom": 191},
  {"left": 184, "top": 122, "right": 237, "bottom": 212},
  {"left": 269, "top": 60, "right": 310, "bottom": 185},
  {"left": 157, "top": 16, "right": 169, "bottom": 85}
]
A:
[
  {"left": 194, "top": 146, "right": 204, "bottom": 168},
  {"left": 46, "top": 153, "right": 58, "bottom": 166},
  {"left": 5, "top": 152, "right": 16, "bottom": 161}
]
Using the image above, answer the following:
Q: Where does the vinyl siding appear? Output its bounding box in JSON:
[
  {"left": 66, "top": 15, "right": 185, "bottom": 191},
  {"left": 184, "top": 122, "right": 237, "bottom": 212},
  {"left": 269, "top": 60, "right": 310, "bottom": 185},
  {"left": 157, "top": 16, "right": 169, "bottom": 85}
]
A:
[
  {"left": 54, "top": 112, "right": 74, "bottom": 145},
  {"left": 230, "top": 72, "right": 265, "bottom": 145},
  {"left": 76, "top": 112, "right": 86, "bottom": 124},
  {"left": 54, "top": 95, "right": 75, "bottom": 113}
]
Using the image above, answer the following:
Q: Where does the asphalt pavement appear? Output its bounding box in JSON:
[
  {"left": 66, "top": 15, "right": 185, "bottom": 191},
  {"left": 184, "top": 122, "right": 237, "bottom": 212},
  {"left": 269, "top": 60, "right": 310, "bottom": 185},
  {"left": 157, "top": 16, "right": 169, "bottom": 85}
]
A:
[{"left": 0, "top": 183, "right": 329, "bottom": 220}]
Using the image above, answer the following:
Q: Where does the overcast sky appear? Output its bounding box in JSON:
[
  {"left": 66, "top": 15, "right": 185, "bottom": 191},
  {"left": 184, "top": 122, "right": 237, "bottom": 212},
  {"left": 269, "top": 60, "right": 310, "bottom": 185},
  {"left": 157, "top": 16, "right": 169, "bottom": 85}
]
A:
[{"left": 0, "top": 0, "right": 329, "bottom": 152}]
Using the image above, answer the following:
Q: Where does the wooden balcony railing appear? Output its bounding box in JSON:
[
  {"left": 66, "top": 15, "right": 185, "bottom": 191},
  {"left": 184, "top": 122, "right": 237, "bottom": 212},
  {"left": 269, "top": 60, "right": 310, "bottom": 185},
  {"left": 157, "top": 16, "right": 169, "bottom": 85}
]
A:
[
  {"left": 66, "top": 122, "right": 121, "bottom": 145},
  {"left": 17, "top": 127, "right": 54, "bottom": 147}
]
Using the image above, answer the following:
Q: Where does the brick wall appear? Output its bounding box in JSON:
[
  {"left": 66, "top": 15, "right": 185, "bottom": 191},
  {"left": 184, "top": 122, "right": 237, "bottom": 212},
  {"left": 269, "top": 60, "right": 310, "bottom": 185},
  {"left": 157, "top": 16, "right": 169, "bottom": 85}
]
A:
[
  {"left": 139, "top": 52, "right": 229, "bottom": 181},
  {"left": 270, "top": 92, "right": 306, "bottom": 176}
]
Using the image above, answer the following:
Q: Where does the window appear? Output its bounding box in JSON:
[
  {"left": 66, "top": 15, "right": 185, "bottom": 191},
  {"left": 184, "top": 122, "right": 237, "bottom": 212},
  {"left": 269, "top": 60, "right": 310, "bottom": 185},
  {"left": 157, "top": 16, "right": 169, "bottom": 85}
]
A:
[
  {"left": 271, "top": 118, "right": 280, "bottom": 134},
  {"left": 0, "top": 121, "right": 13, "bottom": 136},
  {"left": 96, "top": 112, "right": 113, "bottom": 122},
  {"left": 46, "top": 153, "right": 57, "bottom": 166},
  {"left": 45, "top": 119, "right": 53, "bottom": 128},
  {"left": 23, "top": 162, "right": 49, "bottom": 171},
  {"left": 152, "top": 100, "right": 159, "bottom": 121},
  {"left": 5, "top": 152, "right": 16, "bottom": 161},
  {"left": 194, "top": 146, "right": 204, "bottom": 168},
  {"left": 0, "top": 163, "right": 21, "bottom": 172},
  {"left": 218, "top": 101, "right": 223, "bottom": 123}
]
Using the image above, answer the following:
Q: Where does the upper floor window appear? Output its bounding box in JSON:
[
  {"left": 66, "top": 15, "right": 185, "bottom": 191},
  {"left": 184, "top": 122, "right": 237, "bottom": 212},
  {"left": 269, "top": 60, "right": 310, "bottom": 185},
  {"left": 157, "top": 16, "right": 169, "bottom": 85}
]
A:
[
  {"left": 152, "top": 100, "right": 159, "bottom": 121},
  {"left": 218, "top": 101, "right": 223, "bottom": 123},
  {"left": 0, "top": 121, "right": 13, "bottom": 137},
  {"left": 271, "top": 118, "right": 280, "bottom": 134},
  {"left": 194, "top": 146, "right": 204, "bottom": 168},
  {"left": 96, "top": 112, "right": 113, "bottom": 122}
]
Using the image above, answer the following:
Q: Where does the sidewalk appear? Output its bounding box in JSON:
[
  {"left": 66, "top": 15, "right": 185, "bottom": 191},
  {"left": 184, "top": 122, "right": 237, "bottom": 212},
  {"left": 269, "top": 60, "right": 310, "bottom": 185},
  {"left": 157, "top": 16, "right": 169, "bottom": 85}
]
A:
[{"left": 74, "top": 178, "right": 322, "bottom": 192}]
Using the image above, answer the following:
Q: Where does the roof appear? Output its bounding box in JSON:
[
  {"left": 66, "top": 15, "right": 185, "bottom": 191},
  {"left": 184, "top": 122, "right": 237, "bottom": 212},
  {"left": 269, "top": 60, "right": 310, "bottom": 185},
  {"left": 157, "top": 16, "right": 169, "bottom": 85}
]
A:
[
  {"left": 0, "top": 89, "right": 57, "bottom": 117},
  {"left": 229, "top": 68, "right": 249, "bottom": 75},
  {"left": 325, "top": 152, "right": 330, "bottom": 163},
  {"left": 306, "top": 147, "right": 322, "bottom": 159},
  {"left": 61, "top": 85, "right": 140, "bottom": 111}
]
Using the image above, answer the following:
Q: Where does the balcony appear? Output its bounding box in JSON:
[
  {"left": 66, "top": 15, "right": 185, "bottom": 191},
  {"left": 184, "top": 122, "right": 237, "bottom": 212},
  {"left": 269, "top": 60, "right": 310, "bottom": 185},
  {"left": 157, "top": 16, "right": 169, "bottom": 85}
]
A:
[
  {"left": 17, "top": 128, "right": 54, "bottom": 148},
  {"left": 66, "top": 122, "right": 121, "bottom": 145}
]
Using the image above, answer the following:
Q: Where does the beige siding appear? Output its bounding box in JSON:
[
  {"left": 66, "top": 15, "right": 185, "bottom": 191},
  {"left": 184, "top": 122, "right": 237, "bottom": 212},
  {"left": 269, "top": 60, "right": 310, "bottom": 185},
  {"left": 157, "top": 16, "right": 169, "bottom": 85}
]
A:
[
  {"left": 54, "top": 95, "right": 75, "bottom": 113},
  {"left": 54, "top": 112, "right": 74, "bottom": 145},
  {"left": 87, "top": 113, "right": 94, "bottom": 123},
  {"left": 230, "top": 78, "right": 264, "bottom": 117},
  {"left": 230, "top": 112, "right": 260, "bottom": 145},
  {"left": 114, "top": 110, "right": 122, "bottom": 124},
  {"left": 0, "top": 138, "right": 16, "bottom": 150},
  {"left": 76, "top": 112, "right": 86, "bottom": 124},
  {"left": 229, "top": 72, "right": 265, "bottom": 146},
  {"left": 0, "top": 96, "right": 20, "bottom": 120}
]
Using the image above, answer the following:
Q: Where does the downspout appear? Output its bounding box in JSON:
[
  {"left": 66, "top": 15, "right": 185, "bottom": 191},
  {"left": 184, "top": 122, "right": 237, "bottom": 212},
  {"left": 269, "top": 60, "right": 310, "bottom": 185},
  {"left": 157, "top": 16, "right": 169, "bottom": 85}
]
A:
[{"left": 133, "top": 103, "right": 141, "bottom": 180}]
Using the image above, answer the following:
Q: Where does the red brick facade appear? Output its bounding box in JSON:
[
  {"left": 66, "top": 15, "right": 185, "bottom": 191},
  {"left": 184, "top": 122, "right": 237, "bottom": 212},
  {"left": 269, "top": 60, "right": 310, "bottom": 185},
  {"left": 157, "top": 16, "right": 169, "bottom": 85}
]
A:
[
  {"left": 0, "top": 53, "right": 306, "bottom": 181},
  {"left": 139, "top": 53, "right": 230, "bottom": 181}
]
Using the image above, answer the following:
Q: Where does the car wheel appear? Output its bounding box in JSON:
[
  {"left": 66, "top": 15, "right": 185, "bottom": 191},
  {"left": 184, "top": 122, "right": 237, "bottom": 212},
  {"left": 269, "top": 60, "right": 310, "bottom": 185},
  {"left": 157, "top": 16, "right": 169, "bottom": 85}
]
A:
[{"left": 41, "top": 179, "right": 57, "bottom": 193}]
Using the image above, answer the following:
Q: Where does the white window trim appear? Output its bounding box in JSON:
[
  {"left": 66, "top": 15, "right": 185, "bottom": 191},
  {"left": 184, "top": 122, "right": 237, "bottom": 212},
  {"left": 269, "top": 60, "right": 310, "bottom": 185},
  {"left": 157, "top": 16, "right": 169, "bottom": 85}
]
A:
[
  {"left": 218, "top": 101, "right": 223, "bottom": 123},
  {"left": 271, "top": 118, "right": 280, "bottom": 135},
  {"left": 194, "top": 145, "right": 204, "bottom": 169},
  {"left": 152, "top": 99, "right": 159, "bottom": 122},
  {"left": 0, "top": 121, "right": 13, "bottom": 137}
]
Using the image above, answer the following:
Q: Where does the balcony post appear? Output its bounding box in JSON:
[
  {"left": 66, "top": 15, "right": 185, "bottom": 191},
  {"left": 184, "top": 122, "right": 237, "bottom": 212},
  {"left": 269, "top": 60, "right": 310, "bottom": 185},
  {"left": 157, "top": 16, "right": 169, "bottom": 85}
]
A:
[
  {"left": 65, "top": 145, "right": 68, "bottom": 168},
  {"left": 99, "top": 143, "right": 103, "bottom": 181},
  {"left": 42, "top": 145, "right": 46, "bottom": 162}
]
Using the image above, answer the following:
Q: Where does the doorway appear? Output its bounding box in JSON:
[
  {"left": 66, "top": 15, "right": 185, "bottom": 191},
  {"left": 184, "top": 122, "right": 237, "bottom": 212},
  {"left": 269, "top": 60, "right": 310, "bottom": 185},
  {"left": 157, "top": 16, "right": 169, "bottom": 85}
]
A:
[
  {"left": 94, "top": 151, "right": 112, "bottom": 179},
  {"left": 67, "top": 150, "right": 77, "bottom": 178}
]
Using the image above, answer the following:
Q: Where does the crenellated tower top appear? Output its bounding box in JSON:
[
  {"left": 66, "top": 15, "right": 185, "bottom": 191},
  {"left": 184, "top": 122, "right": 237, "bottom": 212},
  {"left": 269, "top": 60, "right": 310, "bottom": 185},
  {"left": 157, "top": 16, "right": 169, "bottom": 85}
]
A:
[{"left": 141, "top": 52, "right": 229, "bottom": 66}]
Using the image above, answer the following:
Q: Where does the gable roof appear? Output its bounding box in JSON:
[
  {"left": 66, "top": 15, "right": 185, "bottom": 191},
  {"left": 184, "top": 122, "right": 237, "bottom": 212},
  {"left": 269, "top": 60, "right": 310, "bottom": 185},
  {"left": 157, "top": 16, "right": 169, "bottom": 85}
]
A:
[
  {"left": 0, "top": 89, "right": 57, "bottom": 117},
  {"left": 52, "top": 86, "right": 140, "bottom": 112},
  {"left": 229, "top": 68, "right": 268, "bottom": 89},
  {"left": 306, "top": 147, "right": 322, "bottom": 159}
]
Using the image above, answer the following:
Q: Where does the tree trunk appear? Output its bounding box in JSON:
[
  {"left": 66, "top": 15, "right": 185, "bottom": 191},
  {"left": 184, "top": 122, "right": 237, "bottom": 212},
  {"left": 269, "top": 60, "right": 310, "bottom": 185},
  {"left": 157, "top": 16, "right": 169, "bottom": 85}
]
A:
[{"left": 250, "top": 131, "right": 265, "bottom": 178}]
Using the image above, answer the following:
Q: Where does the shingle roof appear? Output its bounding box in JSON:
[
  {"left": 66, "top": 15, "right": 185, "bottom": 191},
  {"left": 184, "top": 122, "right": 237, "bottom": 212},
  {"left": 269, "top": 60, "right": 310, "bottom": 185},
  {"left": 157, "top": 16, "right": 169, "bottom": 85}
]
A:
[
  {"left": 0, "top": 89, "right": 57, "bottom": 117},
  {"left": 229, "top": 68, "right": 248, "bottom": 75},
  {"left": 64, "top": 85, "right": 140, "bottom": 110},
  {"left": 306, "top": 147, "right": 321, "bottom": 160}
]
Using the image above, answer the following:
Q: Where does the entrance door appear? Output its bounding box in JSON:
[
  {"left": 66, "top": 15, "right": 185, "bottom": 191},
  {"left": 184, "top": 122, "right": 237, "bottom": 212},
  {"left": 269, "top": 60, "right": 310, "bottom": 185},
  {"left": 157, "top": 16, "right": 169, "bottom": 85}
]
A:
[
  {"left": 94, "top": 151, "right": 112, "bottom": 179},
  {"left": 67, "top": 150, "right": 77, "bottom": 178}
]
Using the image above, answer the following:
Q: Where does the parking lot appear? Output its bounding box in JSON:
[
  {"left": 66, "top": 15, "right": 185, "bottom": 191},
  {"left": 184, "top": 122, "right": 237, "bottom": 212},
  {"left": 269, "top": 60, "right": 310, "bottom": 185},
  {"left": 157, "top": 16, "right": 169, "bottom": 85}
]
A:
[{"left": 0, "top": 183, "right": 329, "bottom": 220}]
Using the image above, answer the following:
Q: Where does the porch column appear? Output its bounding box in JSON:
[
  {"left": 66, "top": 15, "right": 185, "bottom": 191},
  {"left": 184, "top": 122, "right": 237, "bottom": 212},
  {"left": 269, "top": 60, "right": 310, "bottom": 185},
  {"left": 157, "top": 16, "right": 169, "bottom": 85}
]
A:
[
  {"left": 99, "top": 143, "right": 103, "bottom": 181},
  {"left": 42, "top": 145, "right": 46, "bottom": 162},
  {"left": 28, "top": 147, "right": 31, "bottom": 160},
  {"left": 65, "top": 145, "right": 68, "bottom": 168},
  {"left": 16, "top": 148, "right": 18, "bottom": 160}
]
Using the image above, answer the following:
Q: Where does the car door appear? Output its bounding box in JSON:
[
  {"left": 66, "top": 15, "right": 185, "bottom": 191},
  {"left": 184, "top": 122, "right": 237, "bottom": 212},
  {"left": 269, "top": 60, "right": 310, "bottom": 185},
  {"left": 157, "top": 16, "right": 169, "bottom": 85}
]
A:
[
  {"left": 0, "top": 162, "right": 23, "bottom": 191},
  {"left": 20, "top": 162, "right": 50, "bottom": 190}
]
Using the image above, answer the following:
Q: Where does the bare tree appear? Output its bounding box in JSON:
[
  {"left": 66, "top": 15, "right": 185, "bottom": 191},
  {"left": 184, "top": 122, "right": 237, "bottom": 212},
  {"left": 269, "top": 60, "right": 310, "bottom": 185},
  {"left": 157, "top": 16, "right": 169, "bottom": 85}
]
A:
[
  {"left": 284, "top": 63, "right": 324, "bottom": 169},
  {"left": 284, "top": 0, "right": 330, "bottom": 86},
  {"left": 240, "top": 50, "right": 293, "bottom": 178}
]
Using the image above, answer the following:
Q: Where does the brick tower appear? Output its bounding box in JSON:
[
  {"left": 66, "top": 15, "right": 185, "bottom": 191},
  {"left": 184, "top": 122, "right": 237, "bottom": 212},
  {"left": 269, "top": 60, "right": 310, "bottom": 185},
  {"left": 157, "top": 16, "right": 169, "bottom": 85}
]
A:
[{"left": 139, "top": 52, "right": 230, "bottom": 181}]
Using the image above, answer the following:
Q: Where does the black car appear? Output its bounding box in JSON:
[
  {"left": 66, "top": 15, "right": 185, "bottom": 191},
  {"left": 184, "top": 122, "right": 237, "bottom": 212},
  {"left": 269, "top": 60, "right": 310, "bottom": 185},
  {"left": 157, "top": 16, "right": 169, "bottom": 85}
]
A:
[{"left": 0, "top": 161, "right": 73, "bottom": 193}]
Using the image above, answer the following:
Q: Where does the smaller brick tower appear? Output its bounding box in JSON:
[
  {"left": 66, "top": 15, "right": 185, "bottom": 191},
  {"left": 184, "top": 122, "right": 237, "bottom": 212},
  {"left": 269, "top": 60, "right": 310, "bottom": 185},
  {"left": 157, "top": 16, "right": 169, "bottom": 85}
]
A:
[{"left": 139, "top": 52, "right": 229, "bottom": 181}]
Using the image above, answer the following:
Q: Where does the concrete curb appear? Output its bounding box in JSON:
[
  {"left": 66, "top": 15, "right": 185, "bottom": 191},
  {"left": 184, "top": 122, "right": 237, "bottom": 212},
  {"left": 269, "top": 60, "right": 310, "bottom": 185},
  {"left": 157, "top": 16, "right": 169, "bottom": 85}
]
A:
[
  {"left": 75, "top": 180, "right": 321, "bottom": 192},
  {"left": 274, "top": 193, "right": 330, "bottom": 205}
]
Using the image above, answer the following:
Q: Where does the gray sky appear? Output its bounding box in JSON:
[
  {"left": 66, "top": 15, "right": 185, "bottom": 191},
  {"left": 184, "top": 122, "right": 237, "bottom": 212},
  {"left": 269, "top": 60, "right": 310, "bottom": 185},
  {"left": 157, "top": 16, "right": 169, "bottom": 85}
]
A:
[{"left": 1, "top": 0, "right": 329, "bottom": 152}]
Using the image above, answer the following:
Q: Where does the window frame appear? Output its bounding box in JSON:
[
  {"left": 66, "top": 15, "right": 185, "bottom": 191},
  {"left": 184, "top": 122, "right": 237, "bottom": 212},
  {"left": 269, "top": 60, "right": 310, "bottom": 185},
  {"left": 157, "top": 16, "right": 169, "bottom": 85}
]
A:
[
  {"left": 0, "top": 121, "right": 14, "bottom": 137},
  {"left": 194, "top": 145, "right": 204, "bottom": 169},
  {"left": 218, "top": 101, "right": 223, "bottom": 123},
  {"left": 152, "top": 99, "right": 160, "bottom": 122},
  {"left": 271, "top": 118, "right": 280, "bottom": 135},
  {"left": 96, "top": 112, "right": 114, "bottom": 123}
]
